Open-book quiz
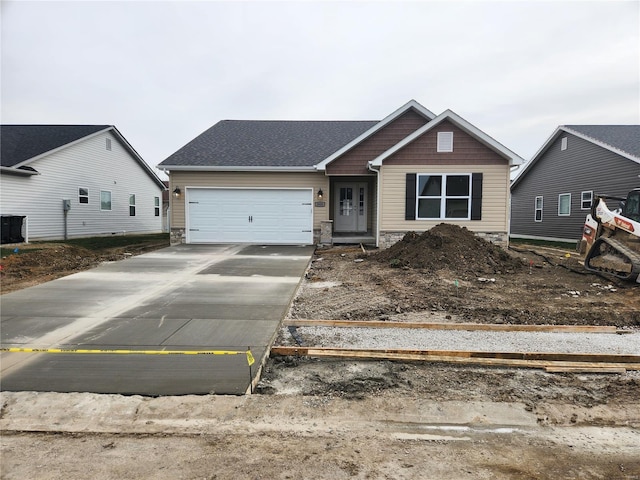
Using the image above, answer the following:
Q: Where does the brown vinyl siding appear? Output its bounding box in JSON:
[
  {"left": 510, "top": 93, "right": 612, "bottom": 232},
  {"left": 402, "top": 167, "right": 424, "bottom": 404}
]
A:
[
  {"left": 170, "top": 171, "right": 328, "bottom": 229},
  {"left": 326, "top": 109, "right": 429, "bottom": 175},
  {"left": 511, "top": 134, "right": 640, "bottom": 242},
  {"left": 384, "top": 121, "right": 508, "bottom": 166}
]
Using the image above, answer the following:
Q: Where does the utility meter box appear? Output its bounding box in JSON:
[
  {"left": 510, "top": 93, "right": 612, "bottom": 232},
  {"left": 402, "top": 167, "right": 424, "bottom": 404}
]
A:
[{"left": 63, "top": 199, "right": 71, "bottom": 211}]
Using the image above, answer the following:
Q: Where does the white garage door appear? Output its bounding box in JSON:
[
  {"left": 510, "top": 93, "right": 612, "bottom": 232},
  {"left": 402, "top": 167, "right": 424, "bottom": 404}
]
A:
[{"left": 186, "top": 188, "right": 313, "bottom": 244}]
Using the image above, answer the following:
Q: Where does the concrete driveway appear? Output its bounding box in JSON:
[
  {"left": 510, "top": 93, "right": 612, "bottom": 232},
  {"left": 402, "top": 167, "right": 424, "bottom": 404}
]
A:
[{"left": 0, "top": 244, "right": 314, "bottom": 395}]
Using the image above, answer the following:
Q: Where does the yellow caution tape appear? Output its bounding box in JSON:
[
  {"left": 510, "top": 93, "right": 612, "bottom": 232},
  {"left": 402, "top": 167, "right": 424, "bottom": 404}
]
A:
[{"left": 0, "top": 347, "right": 256, "bottom": 365}]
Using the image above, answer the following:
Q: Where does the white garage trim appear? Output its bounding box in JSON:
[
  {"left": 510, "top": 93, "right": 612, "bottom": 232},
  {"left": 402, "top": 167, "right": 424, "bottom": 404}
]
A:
[{"left": 185, "top": 187, "right": 314, "bottom": 245}]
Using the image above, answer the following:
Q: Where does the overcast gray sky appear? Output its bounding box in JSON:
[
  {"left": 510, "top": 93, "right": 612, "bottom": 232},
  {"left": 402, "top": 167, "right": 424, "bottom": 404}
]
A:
[{"left": 2, "top": 0, "right": 639, "bottom": 177}]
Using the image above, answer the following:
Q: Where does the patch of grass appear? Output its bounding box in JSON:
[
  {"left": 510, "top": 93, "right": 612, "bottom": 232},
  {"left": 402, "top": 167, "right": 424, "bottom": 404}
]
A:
[
  {"left": 509, "top": 237, "right": 579, "bottom": 250},
  {"left": 38, "top": 233, "right": 169, "bottom": 252}
]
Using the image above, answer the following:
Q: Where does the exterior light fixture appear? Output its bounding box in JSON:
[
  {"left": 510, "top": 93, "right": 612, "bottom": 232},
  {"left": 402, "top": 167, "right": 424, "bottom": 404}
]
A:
[
  {"left": 317, "top": 188, "right": 324, "bottom": 200},
  {"left": 173, "top": 187, "right": 181, "bottom": 198}
]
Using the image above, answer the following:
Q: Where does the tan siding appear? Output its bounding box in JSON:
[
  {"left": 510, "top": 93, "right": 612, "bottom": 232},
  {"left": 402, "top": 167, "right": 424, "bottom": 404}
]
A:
[
  {"left": 379, "top": 164, "right": 510, "bottom": 232},
  {"left": 170, "top": 171, "right": 328, "bottom": 229}
]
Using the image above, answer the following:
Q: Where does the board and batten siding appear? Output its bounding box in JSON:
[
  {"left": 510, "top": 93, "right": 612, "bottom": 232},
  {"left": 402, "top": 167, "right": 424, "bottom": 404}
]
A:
[
  {"left": 379, "top": 164, "right": 510, "bottom": 233},
  {"left": 511, "top": 133, "right": 640, "bottom": 242},
  {"left": 0, "top": 131, "right": 163, "bottom": 241},
  {"left": 170, "top": 171, "right": 329, "bottom": 230}
]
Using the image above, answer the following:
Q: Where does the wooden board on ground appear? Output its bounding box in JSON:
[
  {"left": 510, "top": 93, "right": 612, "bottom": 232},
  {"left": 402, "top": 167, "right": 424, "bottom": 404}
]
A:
[{"left": 284, "top": 320, "right": 621, "bottom": 334}]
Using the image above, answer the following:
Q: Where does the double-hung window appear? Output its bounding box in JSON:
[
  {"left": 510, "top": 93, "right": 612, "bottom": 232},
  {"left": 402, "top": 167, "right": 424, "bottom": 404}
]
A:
[
  {"left": 581, "top": 191, "right": 593, "bottom": 210},
  {"left": 154, "top": 197, "right": 160, "bottom": 216},
  {"left": 78, "top": 187, "right": 89, "bottom": 204},
  {"left": 535, "top": 196, "right": 543, "bottom": 222},
  {"left": 416, "top": 174, "right": 471, "bottom": 220},
  {"left": 129, "top": 194, "right": 136, "bottom": 216}
]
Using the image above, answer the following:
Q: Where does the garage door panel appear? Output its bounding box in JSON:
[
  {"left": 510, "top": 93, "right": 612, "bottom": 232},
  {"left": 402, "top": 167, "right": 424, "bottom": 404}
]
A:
[{"left": 187, "top": 188, "right": 313, "bottom": 244}]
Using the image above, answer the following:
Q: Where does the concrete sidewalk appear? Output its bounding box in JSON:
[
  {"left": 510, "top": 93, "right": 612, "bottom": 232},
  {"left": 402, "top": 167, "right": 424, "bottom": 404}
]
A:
[{"left": 1, "top": 244, "right": 314, "bottom": 395}]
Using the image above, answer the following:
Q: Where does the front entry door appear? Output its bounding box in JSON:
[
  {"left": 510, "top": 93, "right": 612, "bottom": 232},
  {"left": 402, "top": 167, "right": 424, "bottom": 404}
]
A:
[{"left": 334, "top": 183, "right": 367, "bottom": 232}]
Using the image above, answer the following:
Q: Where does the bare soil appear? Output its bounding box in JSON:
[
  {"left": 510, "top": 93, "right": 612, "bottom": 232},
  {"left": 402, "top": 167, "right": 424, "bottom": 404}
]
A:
[
  {"left": 289, "top": 224, "right": 640, "bottom": 327},
  {"left": 0, "top": 240, "right": 167, "bottom": 294},
  {"left": 2, "top": 226, "right": 639, "bottom": 479}
]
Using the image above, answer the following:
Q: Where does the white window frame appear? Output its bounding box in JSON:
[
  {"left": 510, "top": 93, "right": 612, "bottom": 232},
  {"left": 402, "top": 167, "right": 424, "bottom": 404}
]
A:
[
  {"left": 416, "top": 173, "right": 471, "bottom": 220},
  {"left": 437, "top": 132, "right": 454, "bottom": 152},
  {"left": 154, "top": 196, "right": 160, "bottom": 217},
  {"left": 78, "top": 187, "right": 89, "bottom": 205},
  {"left": 558, "top": 193, "right": 571, "bottom": 216},
  {"left": 534, "top": 196, "right": 543, "bottom": 222},
  {"left": 581, "top": 191, "right": 593, "bottom": 210},
  {"left": 100, "top": 190, "right": 112, "bottom": 211},
  {"left": 561, "top": 137, "right": 568, "bottom": 151},
  {"left": 129, "top": 194, "right": 136, "bottom": 216}
]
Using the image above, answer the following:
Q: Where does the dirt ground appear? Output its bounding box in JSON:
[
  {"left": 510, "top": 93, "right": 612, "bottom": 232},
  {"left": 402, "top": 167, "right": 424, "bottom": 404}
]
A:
[
  {"left": 0, "top": 240, "right": 167, "bottom": 294},
  {"left": 2, "top": 226, "right": 639, "bottom": 479}
]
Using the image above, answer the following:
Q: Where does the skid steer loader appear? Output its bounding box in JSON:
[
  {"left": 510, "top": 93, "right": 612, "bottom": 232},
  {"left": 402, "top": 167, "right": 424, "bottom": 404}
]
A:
[{"left": 580, "top": 189, "right": 640, "bottom": 283}]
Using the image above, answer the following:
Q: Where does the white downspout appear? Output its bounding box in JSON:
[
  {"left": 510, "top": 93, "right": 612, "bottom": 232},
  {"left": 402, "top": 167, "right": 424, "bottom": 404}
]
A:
[{"left": 367, "top": 162, "right": 381, "bottom": 248}]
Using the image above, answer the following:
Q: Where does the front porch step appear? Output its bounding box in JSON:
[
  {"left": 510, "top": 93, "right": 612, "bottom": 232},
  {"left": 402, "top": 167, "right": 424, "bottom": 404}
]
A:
[{"left": 330, "top": 235, "right": 376, "bottom": 245}]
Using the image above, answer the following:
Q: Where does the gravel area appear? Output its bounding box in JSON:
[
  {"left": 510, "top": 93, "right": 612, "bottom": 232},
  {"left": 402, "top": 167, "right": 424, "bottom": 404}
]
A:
[{"left": 282, "top": 326, "right": 640, "bottom": 355}]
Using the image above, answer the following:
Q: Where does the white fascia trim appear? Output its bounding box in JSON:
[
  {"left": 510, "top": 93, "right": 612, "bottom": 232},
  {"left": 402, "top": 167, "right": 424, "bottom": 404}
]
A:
[
  {"left": 159, "top": 165, "right": 317, "bottom": 173},
  {"left": 315, "top": 99, "right": 436, "bottom": 171},
  {"left": 109, "top": 126, "right": 167, "bottom": 190},
  {"left": 12, "top": 127, "right": 112, "bottom": 169},
  {"left": 512, "top": 125, "right": 640, "bottom": 190},
  {"left": 11, "top": 126, "right": 166, "bottom": 190},
  {"left": 0, "top": 166, "right": 40, "bottom": 176},
  {"left": 370, "top": 109, "right": 525, "bottom": 167},
  {"left": 561, "top": 126, "right": 640, "bottom": 165},
  {"left": 510, "top": 126, "right": 561, "bottom": 188}
]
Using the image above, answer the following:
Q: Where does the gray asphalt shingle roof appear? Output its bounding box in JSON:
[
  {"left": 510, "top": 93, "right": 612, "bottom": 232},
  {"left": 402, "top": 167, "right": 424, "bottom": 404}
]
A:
[
  {"left": 159, "top": 120, "right": 378, "bottom": 168},
  {"left": 1, "top": 125, "right": 110, "bottom": 167},
  {"left": 565, "top": 125, "right": 640, "bottom": 159}
]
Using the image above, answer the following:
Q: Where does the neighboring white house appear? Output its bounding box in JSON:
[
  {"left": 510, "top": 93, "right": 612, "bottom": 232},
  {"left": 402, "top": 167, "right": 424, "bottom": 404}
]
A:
[{"left": 0, "top": 125, "right": 166, "bottom": 242}]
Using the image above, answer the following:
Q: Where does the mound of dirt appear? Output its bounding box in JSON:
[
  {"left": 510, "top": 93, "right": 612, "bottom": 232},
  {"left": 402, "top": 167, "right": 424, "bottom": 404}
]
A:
[{"left": 374, "top": 223, "right": 525, "bottom": 277}]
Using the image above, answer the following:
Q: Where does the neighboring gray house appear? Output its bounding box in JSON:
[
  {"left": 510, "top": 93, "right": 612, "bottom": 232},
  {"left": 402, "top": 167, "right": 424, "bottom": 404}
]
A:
[
  {"left": 1, "top": 125, "right": 166, "bottom": 242},
  {"left": 510, "top": 125, "right": 640, "bottom": 244}
]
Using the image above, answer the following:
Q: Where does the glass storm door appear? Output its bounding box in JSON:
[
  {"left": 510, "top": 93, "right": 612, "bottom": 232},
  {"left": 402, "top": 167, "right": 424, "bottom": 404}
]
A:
[{"left": 334, "top": 183, "right": 367, "bottom": 232}]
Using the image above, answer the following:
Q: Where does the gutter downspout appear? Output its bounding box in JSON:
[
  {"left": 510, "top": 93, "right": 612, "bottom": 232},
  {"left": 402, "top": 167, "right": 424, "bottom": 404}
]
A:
[{"left": 367, "top": 162, "right": 381, "bottom": 248}]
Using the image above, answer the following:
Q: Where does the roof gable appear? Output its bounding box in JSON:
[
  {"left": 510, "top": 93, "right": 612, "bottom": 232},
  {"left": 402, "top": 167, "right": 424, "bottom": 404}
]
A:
[
  {"left": 369, "top": 109, "right": 525, "bottom": 167},
  {"left": 0, "top": 124, "right": 165, "bottom": 189},
  {"left": 158, "top": 120, "right": 377, "bottom": 170},
  {"left": 315, "top": 99, "right": 436, "bottom": 170},
  {"left": 511, "top": 125, "right": 640, "bottom": 189},
  {"left": 1, "top": 125, "right": 110, "bottom": 167}
]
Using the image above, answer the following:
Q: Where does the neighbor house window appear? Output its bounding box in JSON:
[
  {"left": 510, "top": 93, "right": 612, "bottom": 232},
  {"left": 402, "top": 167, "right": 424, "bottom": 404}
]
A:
[
  {"left": 100, "top": 191, "right": 112, "bottom": 211},
  {"left": 129, "top": 194, "right": 136, "bottom": 216},
  {"left": 561, "top": 137, "right": 568, "bottom": 151},
  {"left": 154, "top": 196, "right": 160, "bottom": 216},
  {"left": 558, "top": 193, "right": 571, "bottom": 216},
  {"left": 581, "top": 191, "right": 593, "bottom": 210},
  {"left": 416, "top": 174, "right": 471, "bottom": 220},
  {"left": 79, "top": 187, "right": 89, "bottom": 204},
  {"left": 535, "top": 196, "right": 543, "bottom": 222},
  {"left": 437, "top": 132, "right": 454, "bottom": 152}
]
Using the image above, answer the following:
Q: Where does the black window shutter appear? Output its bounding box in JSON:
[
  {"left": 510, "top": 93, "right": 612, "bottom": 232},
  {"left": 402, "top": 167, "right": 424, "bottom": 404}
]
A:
[
  {"left": 471, "top": 173, "right": 483, "bottom": 220},
  {"left": 405, "top": 173, "right": 417, "bottom": 220}
]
